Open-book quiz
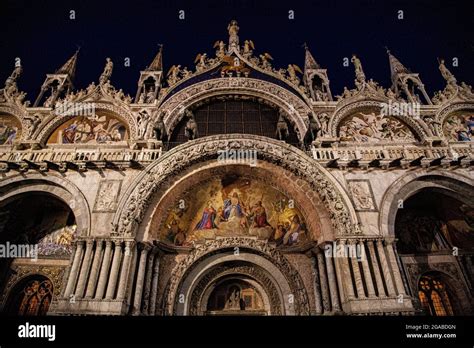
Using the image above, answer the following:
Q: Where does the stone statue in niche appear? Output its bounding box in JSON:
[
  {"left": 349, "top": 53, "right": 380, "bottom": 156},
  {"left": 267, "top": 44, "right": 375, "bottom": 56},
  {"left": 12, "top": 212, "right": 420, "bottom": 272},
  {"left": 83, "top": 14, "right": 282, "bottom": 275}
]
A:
[
  {"left": 307, "top": 115, "right": 321, "bottom": 141},
  {"left": 24, "top": 115, "right": 42, "bottom": 139},
  {"left": 145, "top": 86, "right": 155, "bottom": 103},
  {"left": 275, "top": 111, "right": 289, "bottom": 140},
  {"left": 153, "top": 113, "right": 167, "bottom": 141},
  {"left": 137, "top": 111, "right": 151, "bottom": 139}
]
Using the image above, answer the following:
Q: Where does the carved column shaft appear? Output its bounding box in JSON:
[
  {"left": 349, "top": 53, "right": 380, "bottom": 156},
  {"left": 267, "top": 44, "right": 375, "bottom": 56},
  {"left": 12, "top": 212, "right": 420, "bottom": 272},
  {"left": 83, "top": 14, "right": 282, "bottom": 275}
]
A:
[
  {"left": 133, "top": 244, "right": 151, "bottom": 315},
  {"left": 117, "top": 241, "right": 135, "bottom": 300},
  {"left": 385, "top": 240, "right": 406, "bottom": 296},
  {"left": 75, "top": 240, "right": 95, "bottom": 298},
  {"left": 64, "top": 240, "right": 84, "bottom": 297},
  {"left": 349, "top": 240, "right": 366, "bottom": 299},
  {"left": 105, "top": 241, "right": 123, "bottom": 300},
  {"left": 141, "top": 251, "right": 156, "bottom": 314},
  {"left": 85, "top": 240, "right": 103, "bottom": 299},
  {"left": 376, "top": 239, "right": 396, "bottom": 296},
  {"left": 325, "top": 250, "right": 341, "bottom": 312},
  {"left": 367, "top": 240, "right": 386, "bottom": 297},
  {"left": 359, "top": 240, "right": 376, "bottom": 298},
  {"left": 310, "top": 255, "right": 323, "bottom": 314},
  {"left": 149, "top": 253, "right": 161, "bottom": 316},
  {"left": 316, "top": 249, "right": 331, "bottom": 313},
  {"left": 339, "top": 240, "right": 356, "bottom": 300},
  {"left": 95, "top": 240, "right": 113, "bottom": 299}
]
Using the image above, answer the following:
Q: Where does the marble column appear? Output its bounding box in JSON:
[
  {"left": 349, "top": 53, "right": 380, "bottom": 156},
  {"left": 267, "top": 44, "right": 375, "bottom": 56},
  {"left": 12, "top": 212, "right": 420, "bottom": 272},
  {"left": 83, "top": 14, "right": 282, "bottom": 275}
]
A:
[
  {"left": 117, "top": 240, "right": 135, "bottom": 300},
  {"left": 133, "top": 243, "right": 151, "bottom": 315},
  {"left": 85, "top": 239, "right": 103, "bottom": 299},
  {"left": 349, "top": 240, "right": 366, "bottom": 298},
  {"left": 310, "top": 254, "right": 323, "bottom": 314},
  {"left": 75, "top": 239, "right": 95, "bottom": 298},
  {"left": 149, "top": 252, "right": 161, "bottom": 316},
  {"left": 95, "top": 240, "right": 113, "bottom": 299},
  {"left": 105, "top": 240, "right": 123, "bottom": 300},
  {"left": 316, "top": 249, "right": 331, "bottom": 313},
  {"left": 325, "top": 250, "right": 341, "bottom": 312},
  {"left": 142, "top": 250, "right": 156, "bottom": 314},
  {"left": 367, "top": 240, "right": 386, "bottom": 297},
  {"left": 385, "top": 239, "right": 406, "bottom": 296},
  {"left": 376, "top": 239, "right": 396, "bottom": 296},
  {"left": 359, "top": 240, "right": 376, "bottom": 298},
  {"left": 339, "top": 239, "right": 356, "bottom": 300},
  {"left": 64, "top": 240, "right": 85, "bottom": 297}
]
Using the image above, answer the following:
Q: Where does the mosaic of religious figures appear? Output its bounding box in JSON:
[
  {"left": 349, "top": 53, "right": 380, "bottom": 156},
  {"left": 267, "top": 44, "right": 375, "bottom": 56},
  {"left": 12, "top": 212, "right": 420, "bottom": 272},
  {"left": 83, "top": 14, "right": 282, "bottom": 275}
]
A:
[
  {"left": 159, "top": 177, "right": 308, "bottom": 247},
  {"left": 339, "top": 111, "right": 416, "bottom": 142},
  {"left": 37, "top": 225, "right": 77, "bottom": 256},
  {"left": 47, "top": 114, "right": 128, "bottom": 144},
  {"left": 442, "top": 112, "right": 474, "bottom": 141},
  {"left": 0, "top": 115, "right": 22, "bottom": 145}
]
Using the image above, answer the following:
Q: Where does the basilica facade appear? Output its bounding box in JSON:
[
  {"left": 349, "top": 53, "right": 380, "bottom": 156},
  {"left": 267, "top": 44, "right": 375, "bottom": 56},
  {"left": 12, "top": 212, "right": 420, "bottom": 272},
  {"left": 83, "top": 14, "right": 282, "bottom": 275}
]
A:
[{"left": 0, "top": 21, "right": 473, "bottom": 316}]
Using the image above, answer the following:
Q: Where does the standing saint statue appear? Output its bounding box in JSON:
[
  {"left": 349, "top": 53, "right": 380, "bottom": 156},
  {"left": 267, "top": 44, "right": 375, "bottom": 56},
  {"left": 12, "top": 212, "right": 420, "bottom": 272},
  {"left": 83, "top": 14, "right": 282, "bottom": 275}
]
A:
[
  {"left": 99, "top": 58, "right": 113, "bottom": 85},
  {"left": 227, "top": 20, "right": 239, "bottom": 48},
  {"left": 438, "top": 58, "right": 457, "bottom": 86},
  {"left": 351, "top": 54, "right": 366, "bottom": 84}
]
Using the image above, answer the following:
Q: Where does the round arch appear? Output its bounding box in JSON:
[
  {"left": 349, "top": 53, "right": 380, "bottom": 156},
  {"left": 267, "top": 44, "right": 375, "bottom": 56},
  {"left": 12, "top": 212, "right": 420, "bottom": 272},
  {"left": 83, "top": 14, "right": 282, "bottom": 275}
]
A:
[
  {"left": 137, "top": 161, "right": 333, "bottom": 244},
  {"left": 378, "top": 170, "right": 474, "bottom": 237},
  {"left": 157, "top": 78, "right": 312, "bottom": 142},
  {"left": 114, "top": 134, "right": 358, "bottom": 238},
  {"left": 0, "top": 173, "right": 91, "bottom": 236},
  {"left": 160, "top": 239, "right": 310, "bottom": 315},
  {"left": 413, "top": 269, "right": 473, "bottom": 315}
]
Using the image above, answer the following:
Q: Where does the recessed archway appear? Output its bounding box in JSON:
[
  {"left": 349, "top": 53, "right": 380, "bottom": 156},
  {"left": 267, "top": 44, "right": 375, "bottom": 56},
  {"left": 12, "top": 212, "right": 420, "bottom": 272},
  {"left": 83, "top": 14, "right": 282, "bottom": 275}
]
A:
[{"left": 161, "top": 242, "right": 311, "bottom": 316}]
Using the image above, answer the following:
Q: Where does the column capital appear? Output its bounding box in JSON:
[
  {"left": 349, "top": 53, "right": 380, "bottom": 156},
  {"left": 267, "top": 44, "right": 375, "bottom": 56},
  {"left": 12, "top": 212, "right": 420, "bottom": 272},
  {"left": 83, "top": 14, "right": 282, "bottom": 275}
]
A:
[
  {"left": 337, "top": 239, "right": 347, "bottom": 245},
  {"left": 75, "top": 239, "right": 86, "bottom": 247},
  {"left": 85, "top": 239, "right": 95, "bottom": 247},
  {"left": 112, "top": 239, "right": 123, "bottom": 249}
]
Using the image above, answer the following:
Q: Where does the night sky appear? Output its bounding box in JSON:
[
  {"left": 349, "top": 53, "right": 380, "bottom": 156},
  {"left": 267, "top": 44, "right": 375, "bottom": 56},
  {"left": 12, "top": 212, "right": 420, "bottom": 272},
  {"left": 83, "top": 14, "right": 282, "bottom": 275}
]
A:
[{"left": 0, "top": 0, "right": 472, "bottom": 101}]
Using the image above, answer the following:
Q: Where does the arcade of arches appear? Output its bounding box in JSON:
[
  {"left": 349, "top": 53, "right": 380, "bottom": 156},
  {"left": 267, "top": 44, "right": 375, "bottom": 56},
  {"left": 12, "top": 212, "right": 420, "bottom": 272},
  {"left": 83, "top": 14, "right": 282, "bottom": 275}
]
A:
[{"left": 0, "top": 21, "right": 473, "bottom": 316}]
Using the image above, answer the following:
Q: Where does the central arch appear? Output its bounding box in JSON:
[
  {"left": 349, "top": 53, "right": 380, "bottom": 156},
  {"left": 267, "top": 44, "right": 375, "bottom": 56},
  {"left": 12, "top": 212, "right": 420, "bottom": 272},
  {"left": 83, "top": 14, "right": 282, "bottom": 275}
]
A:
[
  {"left": 158, "top": 78, "right": 313, "bottom": 141},
  {"left": 114, "top": 134, "right": 358, "bottom": 238}
]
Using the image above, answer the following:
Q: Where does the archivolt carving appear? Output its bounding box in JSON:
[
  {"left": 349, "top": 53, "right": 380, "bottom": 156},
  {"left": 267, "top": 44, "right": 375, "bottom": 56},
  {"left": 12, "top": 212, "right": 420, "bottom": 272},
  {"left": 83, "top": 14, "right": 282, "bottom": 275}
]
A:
[
  {"left": 188, "top": 263, "right": 282, "bottom": 315},
  {"left": 329, "top": 100, "right": 428, "bottom": 140},
  {"left": 435, "top": 102, "right": 474, "bottom": 127},
  {"left": 0, "top": 265, "right": 65, "bottom": 307},
  {"left": 157, "top": 78, "right": 311, "bottom": 141},
  {"left": 163, "top": 237, "right": 309, "bottom": 315},
  {"left": 114, "top": 134, "right": 358, "bottom": 238}
]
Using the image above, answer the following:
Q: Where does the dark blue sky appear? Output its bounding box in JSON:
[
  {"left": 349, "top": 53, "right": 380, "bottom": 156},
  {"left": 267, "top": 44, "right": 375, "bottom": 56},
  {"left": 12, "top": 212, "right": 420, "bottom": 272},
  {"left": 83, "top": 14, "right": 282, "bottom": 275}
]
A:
[{"left": 1, "top": 0, "right": 472, "bottom": 101}]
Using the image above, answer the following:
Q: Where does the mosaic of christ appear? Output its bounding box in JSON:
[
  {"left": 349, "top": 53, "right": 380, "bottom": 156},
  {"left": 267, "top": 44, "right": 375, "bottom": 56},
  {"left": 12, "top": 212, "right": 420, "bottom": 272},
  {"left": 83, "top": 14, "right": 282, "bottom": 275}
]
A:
[{"left": 159, "top": 177, "right": 308, "bottom": 248}]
